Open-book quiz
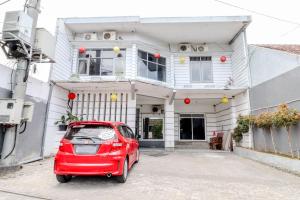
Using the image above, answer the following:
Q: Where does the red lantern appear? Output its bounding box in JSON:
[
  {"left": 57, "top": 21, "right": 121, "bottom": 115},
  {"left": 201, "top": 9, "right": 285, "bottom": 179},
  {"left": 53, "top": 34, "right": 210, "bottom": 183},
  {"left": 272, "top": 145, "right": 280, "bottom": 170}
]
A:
[
  {"left": 154, "top": 53, "right": 160, "bottom": 59},
  {"left": 220, "top": 56, "right": 227, "bottom": 62},
  {"left": 184, "top": 98, "right": 191, "bottom": 105},
  {"left": 79, "top": 47, "right": 86, "bottom": 54},
  {"left": 68, "top": 92, "right": 76, "bottom": 100}
]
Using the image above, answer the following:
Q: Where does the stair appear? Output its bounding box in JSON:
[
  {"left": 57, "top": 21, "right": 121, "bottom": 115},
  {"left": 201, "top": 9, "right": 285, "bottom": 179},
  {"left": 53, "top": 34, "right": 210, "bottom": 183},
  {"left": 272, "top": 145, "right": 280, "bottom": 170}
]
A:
[{"left": 175, "top": 141, "right": 209, "bottom": 149}]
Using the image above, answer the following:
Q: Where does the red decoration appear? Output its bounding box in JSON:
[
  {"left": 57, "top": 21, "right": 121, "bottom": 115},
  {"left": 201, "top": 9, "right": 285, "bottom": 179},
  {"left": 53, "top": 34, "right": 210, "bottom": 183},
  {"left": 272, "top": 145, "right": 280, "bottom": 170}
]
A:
[
  {"left": 79, "top": 47, "right": 86, "bottom": 54},
  {"left": 68, "top": 92, "right": 76, "bottom": 100},
  {"left": 154, "top": 53, "right": 161, "bottom": 59},
  {"left": 220, "top": 56, "right": 227, "bottom": 62},
  {"left": 184, "top": 98, "right": 191, "bottom": 105}
]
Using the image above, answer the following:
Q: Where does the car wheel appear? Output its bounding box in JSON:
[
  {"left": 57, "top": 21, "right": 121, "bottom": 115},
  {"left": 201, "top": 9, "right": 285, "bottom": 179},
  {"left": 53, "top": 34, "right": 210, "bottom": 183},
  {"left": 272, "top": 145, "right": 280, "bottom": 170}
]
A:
[
  {"left": 116, "top": 158, "right": 128, "bottom": 183},
  {"left": 135, "top": 149, "right": 139, "bottom": 163},
  {"left": 56, "top": 175, "right": 72, "bottom": 183}
]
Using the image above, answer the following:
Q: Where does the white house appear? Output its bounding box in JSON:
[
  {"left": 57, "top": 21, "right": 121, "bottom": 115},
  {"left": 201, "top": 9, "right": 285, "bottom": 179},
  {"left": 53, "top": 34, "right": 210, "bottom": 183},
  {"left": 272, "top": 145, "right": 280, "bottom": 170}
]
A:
[{"left": 44, "top": 16, "right": 252, "bottom": 155}]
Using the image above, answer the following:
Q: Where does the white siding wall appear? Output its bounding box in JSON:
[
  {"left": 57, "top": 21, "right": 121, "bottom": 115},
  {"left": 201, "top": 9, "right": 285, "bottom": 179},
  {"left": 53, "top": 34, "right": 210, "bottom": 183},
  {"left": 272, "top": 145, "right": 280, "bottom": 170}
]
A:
[
  {"left": 230, "top": 32, "right": 249, "bottom": 87},
  {"left": 215, "top": 91, "right": 250, "bottom": 147},
  {"left": 174, "top": 53, "right": 232, "bottom": 89},
  {"left": 44, "top": 85, "right": 68, "bottom": 156},
  {"left": 174, "top": 100, "right": 217, "bottom": 141},
  {"left": 51, "top": 19, "right": 73, "bottom": 81}
]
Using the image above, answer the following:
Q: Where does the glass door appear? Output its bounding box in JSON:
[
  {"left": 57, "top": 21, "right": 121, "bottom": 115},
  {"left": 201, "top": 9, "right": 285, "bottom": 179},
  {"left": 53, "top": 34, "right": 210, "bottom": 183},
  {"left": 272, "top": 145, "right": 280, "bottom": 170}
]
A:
[{"left": 180, "top": 114, "right": 205, "bottom": 140}]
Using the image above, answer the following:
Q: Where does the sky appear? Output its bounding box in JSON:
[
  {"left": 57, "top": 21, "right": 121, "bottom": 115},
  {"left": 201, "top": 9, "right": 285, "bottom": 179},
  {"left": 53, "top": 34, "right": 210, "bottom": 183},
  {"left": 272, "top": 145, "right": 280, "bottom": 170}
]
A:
[{"left": 1, "top": 0, "right": 300, "bottom": 81}]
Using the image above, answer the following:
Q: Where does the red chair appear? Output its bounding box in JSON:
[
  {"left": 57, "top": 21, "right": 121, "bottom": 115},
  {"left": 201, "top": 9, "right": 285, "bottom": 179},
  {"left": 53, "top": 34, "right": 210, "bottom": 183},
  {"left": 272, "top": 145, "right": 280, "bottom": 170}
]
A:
[{"left": 209, "top": 132, "right": 224, "bottom": 150}]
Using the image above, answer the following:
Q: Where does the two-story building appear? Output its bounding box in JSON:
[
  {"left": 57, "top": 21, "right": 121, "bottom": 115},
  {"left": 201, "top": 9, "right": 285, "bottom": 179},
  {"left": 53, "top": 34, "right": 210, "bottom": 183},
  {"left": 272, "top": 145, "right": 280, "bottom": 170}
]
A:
[{"left": 43, "top": 16, "right": 252, "bottom": 155}]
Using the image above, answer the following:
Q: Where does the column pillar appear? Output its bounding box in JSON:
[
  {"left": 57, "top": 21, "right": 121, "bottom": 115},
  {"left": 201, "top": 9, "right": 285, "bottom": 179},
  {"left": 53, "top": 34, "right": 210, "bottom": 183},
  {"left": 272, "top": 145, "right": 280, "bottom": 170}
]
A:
[{"left": 164, "top": 99, "right": 175, "bottom": 151}]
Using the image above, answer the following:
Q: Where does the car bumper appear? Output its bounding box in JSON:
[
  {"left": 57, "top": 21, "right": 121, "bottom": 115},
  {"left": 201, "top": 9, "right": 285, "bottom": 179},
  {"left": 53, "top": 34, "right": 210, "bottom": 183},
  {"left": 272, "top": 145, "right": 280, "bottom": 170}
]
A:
[{"left": 54, "top": 153, "right": 125, "bottom": 176}]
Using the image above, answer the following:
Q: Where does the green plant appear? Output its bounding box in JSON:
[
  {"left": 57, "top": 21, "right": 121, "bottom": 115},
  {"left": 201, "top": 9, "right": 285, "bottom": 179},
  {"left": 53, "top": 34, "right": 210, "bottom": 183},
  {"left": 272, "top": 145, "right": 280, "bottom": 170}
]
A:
[
  {"left": 272, "top": 104, "right": 300, "bottom": 158},
  {"left": 255, "top": 112, "right": 277, "bottom": 153},
  {"left": 54, "top": 111, "right": 80, "bottom": 125},
  {"left": 232, "top": 115, "right": 253, "bottom": 143}
]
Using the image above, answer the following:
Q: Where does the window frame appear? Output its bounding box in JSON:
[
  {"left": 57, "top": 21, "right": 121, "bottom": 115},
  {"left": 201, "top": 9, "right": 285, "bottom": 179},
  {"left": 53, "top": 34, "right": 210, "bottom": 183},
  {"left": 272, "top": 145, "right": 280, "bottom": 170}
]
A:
[
  {"left": 77, "top": 48, "right": 126, "bottom": 76},
  {"left": 189, "top": 56, "right": 213, "bottom": 83},
  {"left": 137, "top": 50, "right": 166, "bottom": 82}
]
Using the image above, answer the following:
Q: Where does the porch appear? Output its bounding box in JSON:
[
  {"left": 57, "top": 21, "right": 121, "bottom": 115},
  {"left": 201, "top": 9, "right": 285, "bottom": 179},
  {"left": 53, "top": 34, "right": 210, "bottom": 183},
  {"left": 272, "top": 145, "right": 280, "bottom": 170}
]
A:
[{"left": 52, "top": 80, "right": 250, "bottom": 150}]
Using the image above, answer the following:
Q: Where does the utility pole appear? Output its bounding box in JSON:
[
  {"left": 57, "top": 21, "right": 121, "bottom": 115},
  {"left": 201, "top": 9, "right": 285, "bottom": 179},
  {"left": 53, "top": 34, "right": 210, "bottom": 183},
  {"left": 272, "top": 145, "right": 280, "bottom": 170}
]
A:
[{"left": 0, "top": 0, "right": 41, "bottom": 167}]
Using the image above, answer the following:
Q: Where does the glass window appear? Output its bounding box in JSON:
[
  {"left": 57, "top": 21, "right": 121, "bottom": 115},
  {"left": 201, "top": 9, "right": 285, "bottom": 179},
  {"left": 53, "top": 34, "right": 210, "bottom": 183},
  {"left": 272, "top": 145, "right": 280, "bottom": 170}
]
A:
[
  {"left": 65, "top": 124, "right": 115, "bottom": 141},
  {"left": 190, "top": 56, "right": 213, "bottom": 82},
  {"left": 138, "top": 50, "right": 166, "bottom": 82},
  {"left": 78, "top": 59, "right": 88, "bottom": 74},
  {"left": 77, "top": 49, "right": 125, "bottom": 76},
  {"left": 143, "top": 118, "right": 163, "bottom": 139}
]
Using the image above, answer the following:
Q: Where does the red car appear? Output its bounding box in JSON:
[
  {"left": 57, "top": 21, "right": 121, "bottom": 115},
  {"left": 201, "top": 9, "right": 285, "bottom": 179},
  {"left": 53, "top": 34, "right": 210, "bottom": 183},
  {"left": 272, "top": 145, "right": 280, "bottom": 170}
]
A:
[{"left": 54, "top": 121, "right": 139, "bottom": 183}]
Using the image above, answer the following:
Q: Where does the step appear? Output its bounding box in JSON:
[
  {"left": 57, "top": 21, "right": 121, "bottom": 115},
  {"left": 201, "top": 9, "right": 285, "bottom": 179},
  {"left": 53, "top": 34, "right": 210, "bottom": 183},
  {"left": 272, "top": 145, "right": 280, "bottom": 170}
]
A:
[{"left": 175, "top": 141, "right": 209, "bottom": 149}]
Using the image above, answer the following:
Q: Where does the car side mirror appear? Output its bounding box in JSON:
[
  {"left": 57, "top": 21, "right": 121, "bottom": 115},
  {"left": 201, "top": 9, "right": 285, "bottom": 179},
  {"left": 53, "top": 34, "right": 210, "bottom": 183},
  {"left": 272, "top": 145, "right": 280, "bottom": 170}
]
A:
[{"left": 137, "top": 134, "right": 141, "bottom": 139}]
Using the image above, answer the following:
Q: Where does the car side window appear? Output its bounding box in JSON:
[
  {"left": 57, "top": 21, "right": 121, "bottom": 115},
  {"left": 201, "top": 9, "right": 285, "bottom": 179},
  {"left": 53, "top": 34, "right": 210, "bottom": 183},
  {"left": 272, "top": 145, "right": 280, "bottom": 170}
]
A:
[
  {"left": 126, "top": 126, "right": 135, "bottom": 139},
  {"left": 118, "top": 126, "right": 128, "bottom": 138}
]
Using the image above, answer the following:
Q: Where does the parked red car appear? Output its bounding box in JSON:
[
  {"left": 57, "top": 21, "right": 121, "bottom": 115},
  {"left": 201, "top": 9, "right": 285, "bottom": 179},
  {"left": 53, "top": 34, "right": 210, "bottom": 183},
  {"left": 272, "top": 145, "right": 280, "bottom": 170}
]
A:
[{"left": 54, "top": 121, "right": 139, "bottom": 183}]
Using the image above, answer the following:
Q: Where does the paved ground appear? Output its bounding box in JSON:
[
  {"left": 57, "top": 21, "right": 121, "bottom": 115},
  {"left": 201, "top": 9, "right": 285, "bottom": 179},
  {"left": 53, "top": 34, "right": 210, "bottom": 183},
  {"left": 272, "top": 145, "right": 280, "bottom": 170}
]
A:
[{"left": 0, "top": 150, "right": 300, "bottom": 200}]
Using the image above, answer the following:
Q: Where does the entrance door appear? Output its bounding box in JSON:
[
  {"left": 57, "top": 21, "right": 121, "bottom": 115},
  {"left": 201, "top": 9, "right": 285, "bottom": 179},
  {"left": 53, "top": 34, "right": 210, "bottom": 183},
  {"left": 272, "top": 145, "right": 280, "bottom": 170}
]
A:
[{"left": 180, "top": 114, "right": 205, "bottom": 140}]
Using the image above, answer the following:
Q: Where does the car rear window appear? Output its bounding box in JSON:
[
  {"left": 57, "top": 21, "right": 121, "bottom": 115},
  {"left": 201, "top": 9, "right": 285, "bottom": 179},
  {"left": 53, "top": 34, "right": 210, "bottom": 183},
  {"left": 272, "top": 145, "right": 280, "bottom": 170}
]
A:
[{"left": 65, "top": 124, "right": 116, "bottom": 141}]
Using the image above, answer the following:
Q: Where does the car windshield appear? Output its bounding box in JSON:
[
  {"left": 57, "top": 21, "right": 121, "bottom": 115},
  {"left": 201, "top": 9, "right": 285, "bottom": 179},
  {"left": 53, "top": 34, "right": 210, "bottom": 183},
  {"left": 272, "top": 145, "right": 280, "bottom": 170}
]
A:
[{"left": 65, "top": 124, "right": 116, "bottom": 141}]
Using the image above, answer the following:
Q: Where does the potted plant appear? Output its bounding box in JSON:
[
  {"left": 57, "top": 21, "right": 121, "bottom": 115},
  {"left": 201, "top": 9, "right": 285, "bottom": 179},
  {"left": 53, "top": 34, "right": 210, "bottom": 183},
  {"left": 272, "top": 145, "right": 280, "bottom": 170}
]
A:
[
  {"left": 54, "top": 111, "right": 80, "bottom": 131},
  {"left": 233, "top": 115, "right": 252, "bottom": 146}
]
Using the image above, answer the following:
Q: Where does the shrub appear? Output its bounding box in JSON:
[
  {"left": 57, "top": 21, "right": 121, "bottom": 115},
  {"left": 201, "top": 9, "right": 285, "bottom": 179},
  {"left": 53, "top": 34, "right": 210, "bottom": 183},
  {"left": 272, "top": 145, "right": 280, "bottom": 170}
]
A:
[{"left": 232, "top": 115, "right": 253, "bottom": 143}]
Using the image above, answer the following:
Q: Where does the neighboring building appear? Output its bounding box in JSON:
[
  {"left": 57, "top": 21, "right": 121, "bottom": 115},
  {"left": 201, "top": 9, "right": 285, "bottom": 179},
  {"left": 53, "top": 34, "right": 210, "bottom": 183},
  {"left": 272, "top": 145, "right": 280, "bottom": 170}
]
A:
[
  {"left": 248, "top": 44, "right": 300, "bottom": 155},
  {"left": 43, "top": 16, "right": 252, "bottom": 155},
  {"left": 0, "top": 63, "right": 50, "bottom": 163}
]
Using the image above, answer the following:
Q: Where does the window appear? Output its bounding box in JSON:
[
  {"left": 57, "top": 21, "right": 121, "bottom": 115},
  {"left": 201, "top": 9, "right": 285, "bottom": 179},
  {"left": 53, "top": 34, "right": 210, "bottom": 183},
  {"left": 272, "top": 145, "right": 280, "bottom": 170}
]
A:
[
  {"left": 143, "top": 117, "right": 163, "bottom": 139},
  {"left": 190, "top": 56, "right": 212, "bottom": 82},
  {"left": 77, "top": 49, "right": 126, "bottom": 76},
  {"left": 138, "top": 50, "right": 166, "bottom": 82},
  {"left": 118, "top": 126, "right": 135, "bottom": 139}
]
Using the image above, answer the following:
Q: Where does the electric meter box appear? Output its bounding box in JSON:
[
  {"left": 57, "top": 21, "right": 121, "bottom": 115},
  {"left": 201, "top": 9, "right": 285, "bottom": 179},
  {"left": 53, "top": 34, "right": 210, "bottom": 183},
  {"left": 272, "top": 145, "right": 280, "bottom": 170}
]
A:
[
  {"left": 0, "top": 99, "right": 24, "bottom": 124},
  {"left": 2, "top": 11, "right": 33, "bottom": 44}
]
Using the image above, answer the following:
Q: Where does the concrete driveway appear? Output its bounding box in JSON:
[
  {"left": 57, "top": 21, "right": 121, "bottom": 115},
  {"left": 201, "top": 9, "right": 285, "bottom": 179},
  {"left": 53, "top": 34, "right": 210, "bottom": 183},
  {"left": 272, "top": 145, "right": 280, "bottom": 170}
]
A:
[{"left": 0, "top": 150, "right": 300, "bottom": 200}]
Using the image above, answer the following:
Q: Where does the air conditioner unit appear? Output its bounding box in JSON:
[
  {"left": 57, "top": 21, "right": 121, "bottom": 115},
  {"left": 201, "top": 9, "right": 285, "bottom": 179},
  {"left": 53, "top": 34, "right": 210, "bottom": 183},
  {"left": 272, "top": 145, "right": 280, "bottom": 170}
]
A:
[
  {"left": 178, "top": 43, "right": 191, "bottom": 52},
  {"left": 196, "top": 45, "right": 208, "bottom": 52},
  {"left": 152, "top": 105, "right": 163, "bottom": 114},
  {"left": 102, "top": 31, "right": 117, "bottom": 40},
  {"left": 83, "top": 32, "right": 99, "bottom": 41}
]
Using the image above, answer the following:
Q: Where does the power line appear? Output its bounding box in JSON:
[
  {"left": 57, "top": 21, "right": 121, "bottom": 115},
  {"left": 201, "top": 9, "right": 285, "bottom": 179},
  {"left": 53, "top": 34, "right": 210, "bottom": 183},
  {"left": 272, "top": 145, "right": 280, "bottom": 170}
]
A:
[
  {"left": 0, "top": 0, "right": 12, "bottom": 6},
  {"left": 214, "top": 0, "right": 300, "bottom": 26}
]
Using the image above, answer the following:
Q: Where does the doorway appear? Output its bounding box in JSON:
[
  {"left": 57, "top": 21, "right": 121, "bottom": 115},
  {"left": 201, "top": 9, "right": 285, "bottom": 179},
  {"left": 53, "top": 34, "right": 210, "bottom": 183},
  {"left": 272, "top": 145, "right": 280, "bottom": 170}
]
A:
[{"left": 180, "top": 114, "right": 205, "bottom": 140}]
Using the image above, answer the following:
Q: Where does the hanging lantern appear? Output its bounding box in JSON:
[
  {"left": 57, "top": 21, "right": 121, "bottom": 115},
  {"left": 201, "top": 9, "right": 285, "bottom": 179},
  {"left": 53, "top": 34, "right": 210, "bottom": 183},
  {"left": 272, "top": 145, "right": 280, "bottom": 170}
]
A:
[
  {"left": 111, "top": 93, "right": 118, "bottom": 102},
  {"left": 220, "top": 96, "right": 229, "bottom": 104},
  {"left": 220, "top": 56, "right": 227, "bottom": 63},
  {"left": 179, "top": 56, "right": 185, "bottom": 64},
  {"left": 68, "top": 92, "right": 76, "bottom": 100},
  {"left": 184, "top": 98, "right": 191, "bottom": 105},
  {"left": 79, "top": 47, "right": 86, "bottom": 54},
  {"left": 154, "top": 53, "right": 160, "bottom": 59},
  {"left": 113, "top": 46, "right": 120, "bottom": 54}
]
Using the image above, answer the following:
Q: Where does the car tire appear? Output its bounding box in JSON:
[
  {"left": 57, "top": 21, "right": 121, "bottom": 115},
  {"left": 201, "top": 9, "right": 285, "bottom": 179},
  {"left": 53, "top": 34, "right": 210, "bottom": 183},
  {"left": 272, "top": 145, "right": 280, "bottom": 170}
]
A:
[
  {"left": 135, "top": 149, "right": 139, "bottom": 163},
  {"left": 56, "top": 175, "right": 72, "bottom": 183},
  {"left": 116, "top": 158, "right": 128, "bottom": 183}
]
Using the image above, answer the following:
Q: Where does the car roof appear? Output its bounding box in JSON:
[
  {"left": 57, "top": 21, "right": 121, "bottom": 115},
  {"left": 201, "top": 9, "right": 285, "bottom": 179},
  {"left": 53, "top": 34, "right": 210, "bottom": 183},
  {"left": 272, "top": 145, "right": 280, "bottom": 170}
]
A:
[{"left": 69, "top": 121, "right": 125, "bottom": 127}]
